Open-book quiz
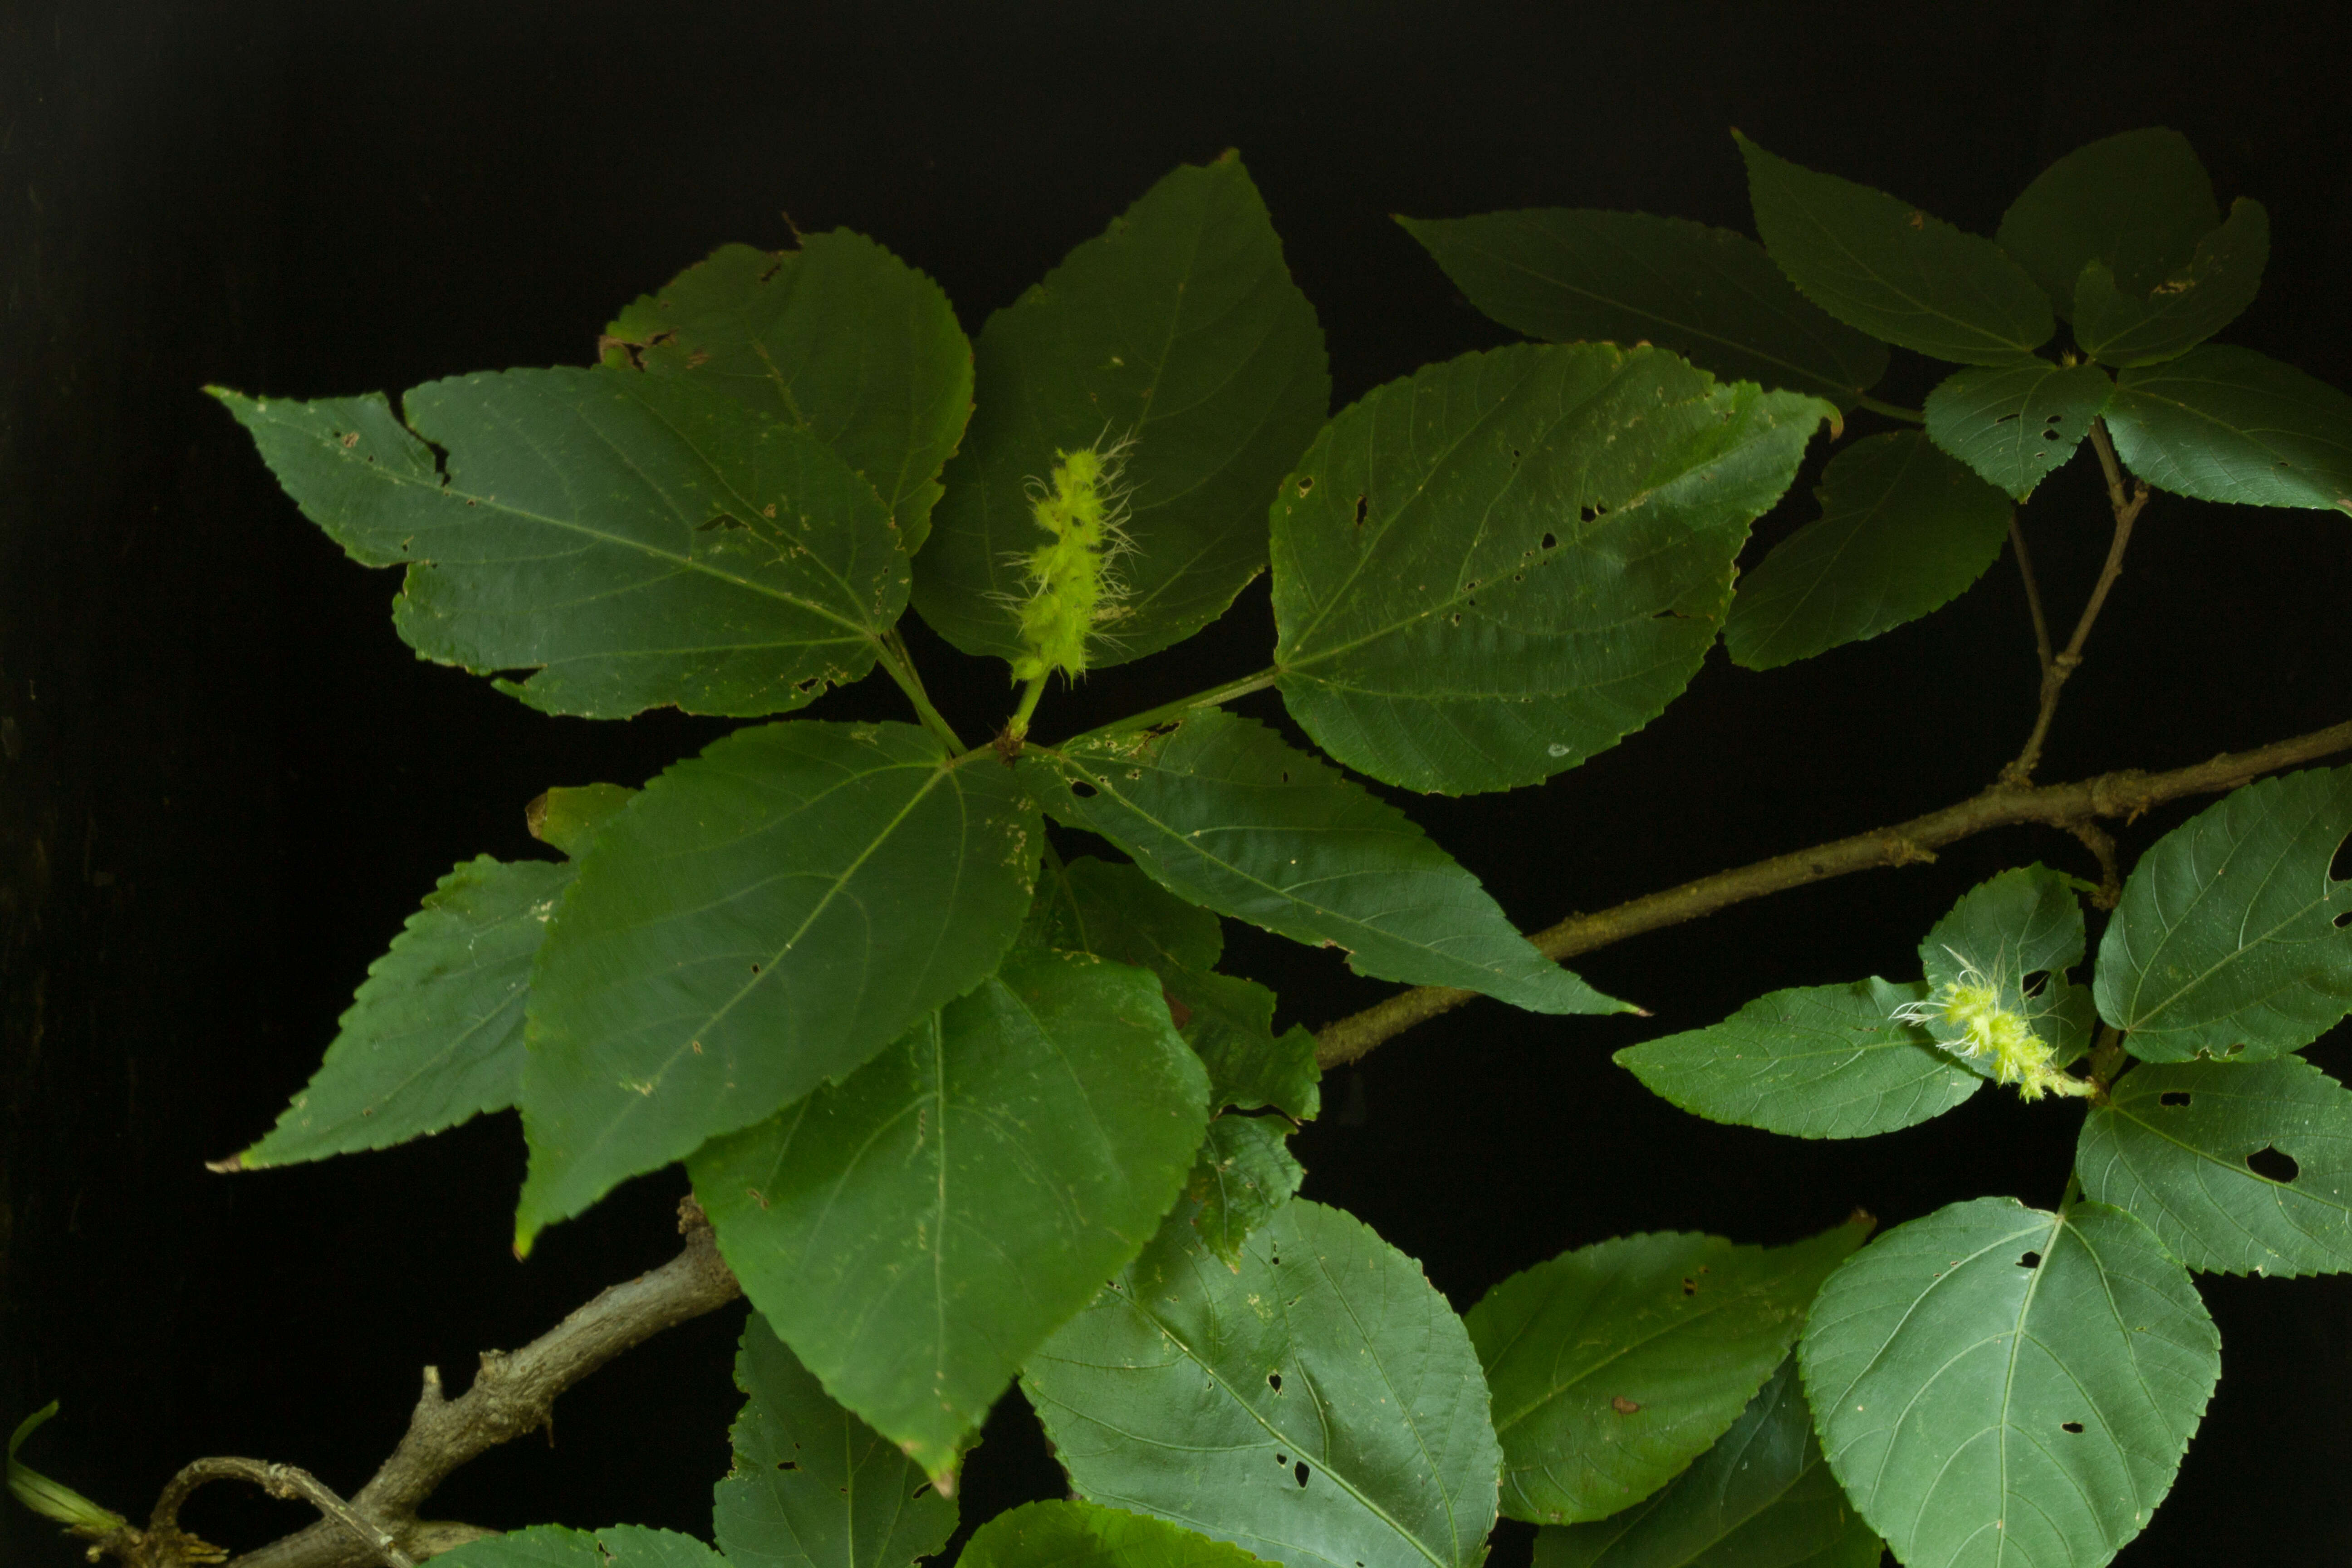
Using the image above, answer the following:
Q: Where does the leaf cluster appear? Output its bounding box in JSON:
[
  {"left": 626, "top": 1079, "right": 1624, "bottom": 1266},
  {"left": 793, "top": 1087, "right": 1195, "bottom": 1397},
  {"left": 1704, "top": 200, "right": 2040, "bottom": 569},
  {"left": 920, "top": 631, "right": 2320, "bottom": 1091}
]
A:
[{"left": 17, "top": 126, "right": 2343, "bottom": 1568}]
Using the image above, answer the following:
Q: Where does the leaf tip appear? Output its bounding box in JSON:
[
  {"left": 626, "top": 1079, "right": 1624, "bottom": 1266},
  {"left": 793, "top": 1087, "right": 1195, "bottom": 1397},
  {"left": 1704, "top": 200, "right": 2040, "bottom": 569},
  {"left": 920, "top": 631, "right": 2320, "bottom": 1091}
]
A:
[{"left": 204, "top": 1152, "right": 246, "bottom": 1174}]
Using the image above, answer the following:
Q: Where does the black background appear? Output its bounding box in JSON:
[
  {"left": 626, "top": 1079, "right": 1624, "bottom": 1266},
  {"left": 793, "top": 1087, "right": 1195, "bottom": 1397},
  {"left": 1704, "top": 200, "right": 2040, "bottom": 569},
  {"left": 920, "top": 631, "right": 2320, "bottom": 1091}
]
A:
[{"left": 5, "top": 3, "right": 2350, "bottom": 1564}]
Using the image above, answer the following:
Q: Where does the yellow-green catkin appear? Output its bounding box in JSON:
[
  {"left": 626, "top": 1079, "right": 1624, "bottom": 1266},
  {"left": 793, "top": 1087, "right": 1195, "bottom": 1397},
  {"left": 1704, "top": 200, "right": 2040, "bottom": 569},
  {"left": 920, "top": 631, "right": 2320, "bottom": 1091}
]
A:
[
  {"left": 1009, "top": 439, "right": 1134, "bottom": 683},
  {"left": 1893, "top": 956, "right": 2092, "bottom": 1101}
]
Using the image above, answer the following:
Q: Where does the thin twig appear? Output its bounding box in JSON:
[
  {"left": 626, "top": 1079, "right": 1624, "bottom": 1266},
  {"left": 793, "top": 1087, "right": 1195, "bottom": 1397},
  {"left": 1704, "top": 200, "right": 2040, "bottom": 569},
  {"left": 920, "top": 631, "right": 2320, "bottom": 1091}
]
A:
[
  {"left": 2004, "top": 419, "right": 2153, "bottom": 784},
  {"left": 2009, "top": 511, "right": 2053, "bottom": 684},
  {"left": 152, "top": 1462, "right": 412, "bottom": 1568},
  {"left": 211, "top": 1200, "right": 741, "bottom": 1568},
  {"left": 1314, "top": 715, "right": 2352, "bottom": 1068}
]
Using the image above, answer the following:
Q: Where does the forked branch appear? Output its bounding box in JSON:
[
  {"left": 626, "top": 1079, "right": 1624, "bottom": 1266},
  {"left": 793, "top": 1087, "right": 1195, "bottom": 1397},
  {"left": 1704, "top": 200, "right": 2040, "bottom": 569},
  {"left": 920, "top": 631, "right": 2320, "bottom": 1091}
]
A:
[
  {"left": 2004, "top": 418, "right": 2153, "bottom": 784},
  {"left": 106, "top": 1201, "right": 743, "bottom": 1568}
]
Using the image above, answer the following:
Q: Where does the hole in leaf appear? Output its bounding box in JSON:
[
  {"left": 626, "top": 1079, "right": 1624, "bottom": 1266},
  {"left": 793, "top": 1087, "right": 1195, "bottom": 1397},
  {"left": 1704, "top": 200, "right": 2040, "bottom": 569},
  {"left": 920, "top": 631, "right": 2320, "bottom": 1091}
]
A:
[
  {"left": 750, "top": 963, "right": 761, "bottom": 975},
  {"left": 2019, "top": 1250, "right": 2042, "bottom": 1270},
  {"left": 1993, "top": 412, "right": 2021, "bottom": 425},
  {"left": 1294, "top": 1461, "right": 1310, "bottom": 1488},
  {"left": 1352, "top": 495, "right": 1369, "bottom": 527},
  {"left": 2247, "top": 1145, "right": 2300, "bottom": 1183},
  {"left": 1681, "top": 1277, "right": 1697, "bottom": 1296},
  {"left": 1296, "top": 475, "right": 1314, "bottom": 496},
  {"left": 2159, "top": 1090, "right": 2192, "bottom": 1107},
  {"left": 2225, "top": 1042, "right": 2248, "bottom": 1057},
  {"left": 1268, "top": 1372, "right": 1283, "bottom": 1392},
  {"left": 2329, "top": 834, "right": 2351, "bottom": 883},
  {"left": 1068, "top": 781, "right": 1097, "bottom": 799},
  {"left": 2062, "top": 1421, "right": 2085, "bottom": 1434},
  {"left": 1274, "top": 1452, "right": 1287, "bottom": 1465},
  {"left": 1540, "top": 532, "right": 1558, "bottom": 550},
  {"left": 911, "top": 1482, "right": 932, "bottom": 1499},
  {"left": 776, "top": 1460, "right": 800, "bottom": 1472},
  {"left": 697, "top": 513, "right": 748, "bottom": 532}
]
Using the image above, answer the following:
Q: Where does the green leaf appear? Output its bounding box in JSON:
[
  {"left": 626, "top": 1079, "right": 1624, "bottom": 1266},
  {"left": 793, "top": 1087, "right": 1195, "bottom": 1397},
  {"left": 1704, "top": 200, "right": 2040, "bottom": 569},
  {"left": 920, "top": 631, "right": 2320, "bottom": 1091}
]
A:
[
  {"left": 1033, "top": 856, "right": 1322, "bottom": 1120},
  {"left": 210, "top": 373, "right": 911, "bottom": 720},
  {"left": 1470, "top": 1218, "right": 1870, "bottom": 1525},
  {"left": 601, "top": 232, "right": 973, "bottom": 551},
  {"left": 1532, "top": 1358, "right": 1882, "bottom": 1568},
  {"left": 1038, "top": 712, "right": 1627, "bottom": 1016},
  {"left": 9, "top": 1403, "right": 129, "bottom": 1534},
  {"left": 1397, "top": 209, "right": 1889, "bottom": 407},
  {"left": 2093, "top": 766, "right": 2352, "bottom": 1061},
  {"left": 1723, "top": 431, "right": 2011, "bottom": 671},
  {"left": 518, "top": 721, "right": 1039, "bottom": 1245},
  {"left": 1616, "top": 978, "right": 1981, "bottom": 1140},
  {"left": 1996, "top": 128, "right": 2220, "bottom": 315},
  {"left": 1798, "top": 1198, "right": 2220, "bottom": 1568},
  {"left": 713, "top": 1314, "right": 956, "bottom": 1568},
  {"left": 2101, "top": 344, "right": 2352, "bottom": 514},
  {"left": 1024, "top": 1199, "right": 1502, "bottom": 1568},
  {"left": 439, "top": 1527, "right": 723, "bottom": 1568},
  {"left": 1271, "top": 341, "right": 1830, "bottom": 793},
  {"left": 691, "top": 949, "right": 1209, "bottom": 1485},
  {"left": 233, "top": 856, "right": 569, "bottom": 1168},
  {"left": 1922, "top": 361, "right": 2113, "bottom": 500},
  {"left": 1736, "top": 132, "right": 2053, "bottom": 365},
  {"left": 2073, "top": 199, "right": 2270, "bottom": 368},
  {"left": 527, "top": 782, "right": 637, "bottom": 857},
  {"left": 914, "top": 153, "right": 1330, "bottom": 668},
  {"left": 1186, "top": 1115, "right": 1305, "bottom": 1269},
  {"left": 2078, "top": 1055, "right": 2352, "bottom": 1277},
  {"left": 960, "top": 1502, "right": 1274, "bottom": 1568},
  {"left": 1922, "top": 862, "right": 2087, "bottom": 991}
]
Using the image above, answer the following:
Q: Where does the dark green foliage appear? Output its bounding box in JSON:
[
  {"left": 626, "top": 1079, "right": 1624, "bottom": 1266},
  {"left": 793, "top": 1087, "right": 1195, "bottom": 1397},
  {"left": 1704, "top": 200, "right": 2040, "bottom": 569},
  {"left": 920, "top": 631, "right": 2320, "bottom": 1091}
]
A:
[{"left": 189, "top": 126, "right": 2352, "bottom": 1568}]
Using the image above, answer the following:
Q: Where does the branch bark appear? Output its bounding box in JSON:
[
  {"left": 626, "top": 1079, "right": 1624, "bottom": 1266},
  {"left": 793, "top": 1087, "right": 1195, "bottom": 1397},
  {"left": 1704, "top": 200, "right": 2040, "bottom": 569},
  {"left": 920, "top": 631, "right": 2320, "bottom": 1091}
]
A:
[
  {"left": 1315, "top": 715, "right": 2352, "bottom": 1068},
  {"left": 206, "top": 1200, "right": 741, "bottom": 1568}
]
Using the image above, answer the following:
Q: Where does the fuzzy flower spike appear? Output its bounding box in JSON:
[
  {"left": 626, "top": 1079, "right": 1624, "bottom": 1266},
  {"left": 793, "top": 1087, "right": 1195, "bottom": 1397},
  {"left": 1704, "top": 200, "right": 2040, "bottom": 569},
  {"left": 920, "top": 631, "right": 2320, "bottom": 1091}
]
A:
[
  {"left": 1892, "top": 949, "right": 2093, "bottom": 1101},
  {"left": 1008, "top": 436, "right": 1137, "bottom": 686}
]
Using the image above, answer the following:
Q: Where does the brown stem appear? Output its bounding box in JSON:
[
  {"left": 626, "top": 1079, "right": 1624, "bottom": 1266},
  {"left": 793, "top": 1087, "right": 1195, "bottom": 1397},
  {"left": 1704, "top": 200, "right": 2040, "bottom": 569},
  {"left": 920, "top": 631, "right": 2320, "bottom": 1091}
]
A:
[
  {"left": 1315, "top": 715, "right": 2352, "bottom": 1068},
  {"left": 2004, "top": 419, "right": 2153, "bottom": 784},
  {"left": 2009, "top": 511, "right": 2053, "bottom": 684},
  {"left": 214, "top": 1200, "right": 741, "bottom": 1568}
]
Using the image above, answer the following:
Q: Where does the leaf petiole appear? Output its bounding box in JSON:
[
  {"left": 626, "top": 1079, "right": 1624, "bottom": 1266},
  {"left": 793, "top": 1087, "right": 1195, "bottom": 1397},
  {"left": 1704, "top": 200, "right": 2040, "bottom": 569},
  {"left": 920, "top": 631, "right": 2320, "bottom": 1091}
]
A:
[{"left": 877, "top": 629, "right": 966, "bottom": 752}]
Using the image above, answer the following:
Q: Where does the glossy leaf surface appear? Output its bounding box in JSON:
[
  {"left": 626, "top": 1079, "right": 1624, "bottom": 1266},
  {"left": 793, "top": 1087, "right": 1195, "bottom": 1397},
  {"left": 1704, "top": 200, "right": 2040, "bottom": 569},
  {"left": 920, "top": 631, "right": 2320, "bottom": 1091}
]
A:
[
  {"left": 1470, "top": 1220, "right": 1870, "bottom": 1524},
  {"left": 713, "top": 1316, "right": 956, "bottom": 1568},
  {"left": 1033, "top": 855, "right": 1320, "bottom": 1119},
  {"left": 1723, "top": 430, "right": 2010, "bottom": 671},
  {"left": 211, "top": 373, "right": 909, "bottom": 719},
  {"left": 1922, "top": 361, "right": 2113, "bottom": 500},
  {"left": 236, "top": 856, "right": 569, "bottom": 1167},
  {"left": 2073, "top": 199, "right": 2269, "bottom": 368},
  {"left": 915, "top": 154, "right": 1329, "bottom": 666},
  {"left": 1800, "top": 1198, "right": 2219, "bottom": 1568},
  {"left": 2093, "top": 766, "right": 2352, "bottom": 1061},
  {"left": 2101, "top": 344, "right": 2352, "bottom": 513},
  {"left": 602, "top": 233, "right": 971, "bottom": 550},
  {"left": 1025, "top": 1200, "right": 1501, "bottom": 1568},
  {"left": 692, "top": 949, "right": 1209, "bottom": 1484},
  {"left": 1039, "top": 713, "right": 1627, "bottom": 1015},
  {"left": 1271, "top": 341, "right": 1829, "bottom": 792},
  {"left": 1398, "top": 209, "right": 1887, "bottom": 407},
  {"left": 960, "top": 1503, "right": 1272, "bottom": 1568},
  {"left": 519, "top": 721, "right": 1039, "bottom": 1242},
  {"left": 1737, "top": 133, "right": 2052, "bottom": 364},
  {"left": 1186, "top": 1115, "right": 1305, "bottom": 1268},
  {"left": 1533, "top": 1359, "right": 1881, "bottom": 1568},
  {"left": 2077, "top": 1055, "right": 2352, "bottom": 1277},
  {"left": 1996, "top": 128, "right": 2220, "bottom": 315},
  {"left": 1616, "top": 978, "right": 1980, "bottom": 1140}
]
